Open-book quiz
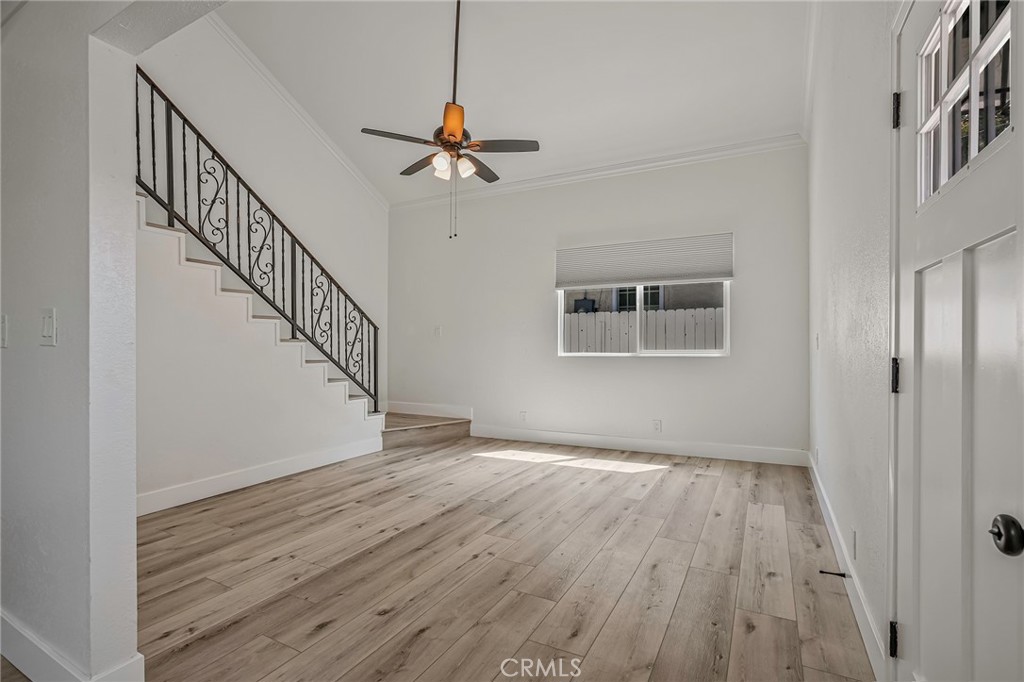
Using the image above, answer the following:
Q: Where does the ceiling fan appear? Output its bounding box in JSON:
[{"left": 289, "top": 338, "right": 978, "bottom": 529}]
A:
[{"left": 360, "top": 0, "right": 540, "bottom": 184}]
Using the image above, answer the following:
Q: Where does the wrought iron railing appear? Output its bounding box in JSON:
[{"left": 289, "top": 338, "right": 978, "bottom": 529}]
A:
[{"left": 135, "top": 67, "right": 378, "bottom": 412}]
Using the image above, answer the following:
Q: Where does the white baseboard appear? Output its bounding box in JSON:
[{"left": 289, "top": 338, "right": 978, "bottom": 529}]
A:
[
  {"left": 808, "top": 463, "right": 888, "bottom": 682},
  {"left": 386, "top": 401, "right": 473, "bottom": 421},
  {"left": 137, "top": 436, "right": 382, "bottom": 516},
  {"left": 2, "top": 612, "right": 145, "bottom": 681},
  {"left": 471, "top": 423, "right": 810, "bottom": 466}
]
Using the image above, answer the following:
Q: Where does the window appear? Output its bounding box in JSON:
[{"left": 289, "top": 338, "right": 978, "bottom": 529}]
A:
[
  {"left": 615, "top": 287, "right": 637, "bottom": 312},
  {"left": 556, "top": 234, "right": 733, "bottom": 357},
  {"left": 561, "top": 282, "right": 729, "bottom": 355},
  {"left": 613, "top": 286, "right": 663, "bottom": 312},
  {"left": 918, "top": 0, "right": 1012, "bottom": 204}
]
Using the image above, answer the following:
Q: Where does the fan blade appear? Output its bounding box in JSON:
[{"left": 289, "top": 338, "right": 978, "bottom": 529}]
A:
[
  {"left": 442, "top": 103, "right": 464, "bottom": 142},
  {"left": 361, "top": 128, "right": 437, "bottom": 146},
  {"left": 463, "top": 153, "right": 499, "bottom": 183},
  {"left": 400, "top": 154, "right": 436, "bottom": 176},
  {"left": 467, "top": 139, "right": 540, "bottom": 153}
]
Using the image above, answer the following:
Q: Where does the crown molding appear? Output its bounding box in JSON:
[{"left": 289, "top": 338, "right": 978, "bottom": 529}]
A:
[
  {"left": 205, "top": 13, "right": 390, "bottom": 211},
  {"left": 391, "top": 133, "right": 807, "bottom": 211}
]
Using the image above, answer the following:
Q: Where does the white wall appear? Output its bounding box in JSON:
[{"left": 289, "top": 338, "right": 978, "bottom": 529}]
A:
[
  {"left": 806, "top": 0, "right": 897, "bottom": 668},
  {"left": 1, "top": 3, "right": 142, "bottom": 679},
  {"left": 389, "top": 145, "right": 810, "bottom": 462},
  {"left": 136, "top": 220, "right": 381, "bottom": 515},
  {"left": 138, "top": 15, "right": 389, "bottom": 404}
]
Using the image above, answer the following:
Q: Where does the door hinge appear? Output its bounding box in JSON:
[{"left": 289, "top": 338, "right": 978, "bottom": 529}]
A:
[
  {"left": 892, "top": 92, "right": 902, "bottom": 129},
  {"left": 891, "top": 357, "right": 900, "bottom": 393},
  {"left": 889, "top": 620, "right": 899, "bottom": 658}
]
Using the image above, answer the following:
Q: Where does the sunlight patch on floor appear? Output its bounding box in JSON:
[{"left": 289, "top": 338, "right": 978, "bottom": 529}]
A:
[
  {"left": 551, "top": 458, "right": 667, "bottom": 473},
  {"left": 473, "top": 450, "right": 576, "bottom": 463},
  {"left": 472, "top": 450, "right": 667, "bottom": 473}
]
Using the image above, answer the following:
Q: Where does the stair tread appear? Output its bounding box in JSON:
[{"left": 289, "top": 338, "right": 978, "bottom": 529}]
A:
[
  {"left": 145, "top": 221, "right": 187, "bottom": 234},
  {"left": 383, "top": 413, "right": 471, "bottom": 432},
  {"left": 185, "top": 256, "right": 222, "bottom": 267}
]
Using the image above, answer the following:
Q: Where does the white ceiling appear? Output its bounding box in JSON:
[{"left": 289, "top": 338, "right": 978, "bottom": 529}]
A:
[{"left": 216, "top": 1, "right": 810, "bottom": 206}]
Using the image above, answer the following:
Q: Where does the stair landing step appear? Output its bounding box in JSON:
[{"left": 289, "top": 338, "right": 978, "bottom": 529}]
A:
[{"left": 383, "top": 413, "right": 471, "bottom": 433}]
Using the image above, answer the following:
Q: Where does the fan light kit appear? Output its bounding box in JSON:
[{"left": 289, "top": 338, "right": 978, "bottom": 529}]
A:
[{"left": 361, "top": 0, "right": 540, "bottom": 237}]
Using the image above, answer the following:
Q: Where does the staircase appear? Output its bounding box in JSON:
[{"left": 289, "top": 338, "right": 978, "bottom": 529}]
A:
[{"left": 135, "top": 67, "right": 379, "bottom": 413}]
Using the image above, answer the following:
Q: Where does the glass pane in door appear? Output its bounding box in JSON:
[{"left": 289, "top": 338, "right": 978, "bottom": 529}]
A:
[{"left": 979, "top": 41, "right": 1011, "bottom": 151}]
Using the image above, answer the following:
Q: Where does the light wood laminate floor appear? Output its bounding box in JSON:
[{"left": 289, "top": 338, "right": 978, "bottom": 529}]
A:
[
  {"left": 137, "top": 437, "right": 873, "bottom": 682},
  {"left": 1, "top": 657, "right": 29, "bottom": 682}
]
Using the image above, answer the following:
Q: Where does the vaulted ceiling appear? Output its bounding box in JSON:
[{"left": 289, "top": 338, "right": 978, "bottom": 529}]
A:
[{"left": 216, "top": 1, "right": 811, "bottom": 206}]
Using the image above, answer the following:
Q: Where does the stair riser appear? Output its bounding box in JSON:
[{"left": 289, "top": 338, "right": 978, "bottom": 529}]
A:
[{"left": 381, "top": 421, "right": 471, "bottom": 449}]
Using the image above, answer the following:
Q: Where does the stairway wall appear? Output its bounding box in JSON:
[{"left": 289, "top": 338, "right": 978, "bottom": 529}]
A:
[
  {"left": 138, "top": 14, "right": 389, "bottom": 405},
  {"left": 137, "top": 218, "right": 382, "bottom": 515}
]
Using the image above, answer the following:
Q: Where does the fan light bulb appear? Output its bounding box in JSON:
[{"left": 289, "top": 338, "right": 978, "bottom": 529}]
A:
[
  {"left": 457, "top": 156, "right": 476, "bottom": 178},
  {"left": 432, "top": 151, "right": 450, "bottom": 171},
  {"left": 434, "top": 164, "right": 451, "bottom": 180}
]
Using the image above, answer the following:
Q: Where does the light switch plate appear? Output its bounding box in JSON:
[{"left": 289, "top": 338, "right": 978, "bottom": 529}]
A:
[{"left": 41, "top": 307, "right": 57, "bottom": 346}]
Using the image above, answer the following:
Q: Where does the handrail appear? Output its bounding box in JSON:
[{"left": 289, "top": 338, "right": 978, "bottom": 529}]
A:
[{"left": 135, "top": 67, "right": 378, "bottom": 413}]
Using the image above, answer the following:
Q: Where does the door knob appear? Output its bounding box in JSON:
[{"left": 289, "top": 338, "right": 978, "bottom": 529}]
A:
[{"left": 988, "top": 514, "right": 1024, "bottom": 556}]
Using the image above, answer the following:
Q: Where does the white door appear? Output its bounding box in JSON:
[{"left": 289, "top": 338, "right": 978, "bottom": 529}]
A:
[{"left": 895, "top": 1, "right": 1024, "bottom": 680}]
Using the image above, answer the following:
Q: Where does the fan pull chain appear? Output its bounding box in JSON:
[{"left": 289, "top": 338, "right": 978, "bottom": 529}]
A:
[{"left": 449, "top": 168, "right": 459, "bottom": 239}]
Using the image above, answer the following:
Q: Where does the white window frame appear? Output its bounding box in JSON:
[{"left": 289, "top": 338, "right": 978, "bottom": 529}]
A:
[
  {"left": 917, "top": 0, "right": 1013, "bottom": 206},
  {"left": 557, "top": 280, "right": 731, "bottom": 358}
]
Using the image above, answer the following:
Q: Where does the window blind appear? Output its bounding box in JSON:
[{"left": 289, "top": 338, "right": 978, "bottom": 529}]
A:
[{"left": 555, "top": 233, "right": 734, "bottom": 289}]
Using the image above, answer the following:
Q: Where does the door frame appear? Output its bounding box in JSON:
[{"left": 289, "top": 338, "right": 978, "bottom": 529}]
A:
[
  {"left": 889, "top": 1, "right": 1023, "bottom": 680},
  {"left": 888, "top": 5, "right": 912, "bottom": 682}
]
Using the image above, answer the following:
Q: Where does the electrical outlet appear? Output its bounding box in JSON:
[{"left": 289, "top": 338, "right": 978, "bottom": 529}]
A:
[
  {"left": 851, "top": 529, "right": 858, "bottom": 561},
  {"left": 652, "top": 419, "right": 662, "bottom": 433},
  {"left": 519, "top": 411, "right": 527, "bottom": 423},
  {"left": 433, "top": 325, "right": 443, "bottom": 338},
  {"left": 814, "top": 447, "right": 820, "bottom": 465}
]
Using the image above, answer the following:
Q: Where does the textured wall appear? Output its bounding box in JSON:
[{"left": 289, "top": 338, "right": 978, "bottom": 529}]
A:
[
  {"left": 1, "top": 2, "right": 138, "bottom": 676},
  {"left": 807, "top": 0, "right": 896, "bottom": 661},
  {"left": 390, "top": 146, "right": 810, "bottom": 460}
]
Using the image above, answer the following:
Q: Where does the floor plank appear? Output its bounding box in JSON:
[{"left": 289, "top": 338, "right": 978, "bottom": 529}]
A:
[
  {"left": 736, "top": 502, "right": 796, "bottom": 620},
  {"left": 499, "top": 483, "right": 619, "bottom": 566},
  {"left": 657, "top": 470, "right": 719, "bottom": 543},
  {"left": 691, "top": 481, "right": 749, "bottom": 576},
  {"left": 417, "top": 590, "right": 555, "bottom": 681},
  {"left": 530, "top": 514, "right": 663, "bottom": 655},
  {"left": 138, "top": 578, "right": 230, "bottom": 630},
  {"left": 802, "top": 667, "right": 862, "bottom": 682},
  {"left": 269, "top": 533, "right": 511, "bottom": 654},
  {"left": 650, "top": 567, "right": 737, "bottom": 682},
  {"left": 336, "top": 559, "right": 533, "bottom": 682},
  {"left": 726, "top": 609, "right": 803, "bottom": 682},
  {"left": 514, "top": 496, "right": 638, "bottom": 601},
  {"left": 780, "top": 466, "right": 826, "bottom": 525},
  {"left": 788, "top": 522, "right": 874, "bottom": 681},
  {"left": 188, "top": 635, "right": 297, "bottom": 682},
  {"left": 749, "top": 463, "right": 786, "bottom": 506},
  {"left": 576, "top": 537, "right": 694, "bottom": 682},
  {"left": 144, "top": 594, "right": 312, "bottom": 682}
]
